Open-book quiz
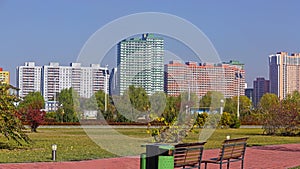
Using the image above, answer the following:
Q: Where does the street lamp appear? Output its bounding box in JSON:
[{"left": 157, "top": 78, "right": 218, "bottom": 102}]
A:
[
  {"left": 236, "top": 72, "right": 243, "bottom": 119},
  {"left": 51, "top": 144, "right": 57, "bottom": 161},
  {"left": 104, "top": 65, "right": 108, "bottom": 112},
  {"left": 185, "top": 105, "right": 189, "bottom": 115},
  {"left": 220, "top": 99, "right": 224, "bottom": 115},
  {"left": 54, "top": 77, "right": 58, "bottom": 111}
]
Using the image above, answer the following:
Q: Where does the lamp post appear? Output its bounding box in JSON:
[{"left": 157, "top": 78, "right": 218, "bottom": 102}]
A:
[
  {"left": 104, "top": 65, "right": 108, "bottom": 112},
  {"left": 185, "top": 105, "right": 189, "bottom": 115},
  {"left": 220, "top": 99, "right": 224, "bottom": 115},
  {"left": 54, "top": 77, "right": 57, "bottom": 112},
  {"left": 51, "top": 144, "right": 57, "bottom": 161},
  {"left": 236, "top": 72, "right": 242, "bottom": 119}
]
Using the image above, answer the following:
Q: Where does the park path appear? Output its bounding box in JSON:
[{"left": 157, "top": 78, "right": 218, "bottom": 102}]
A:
[{"left": 0, "top": 143, "right": 299, "bottom": 169}]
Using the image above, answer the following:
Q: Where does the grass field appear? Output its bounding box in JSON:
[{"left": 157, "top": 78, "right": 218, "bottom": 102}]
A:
[{"left": 0, "top": 127, "right": 299, "bottom": 163}]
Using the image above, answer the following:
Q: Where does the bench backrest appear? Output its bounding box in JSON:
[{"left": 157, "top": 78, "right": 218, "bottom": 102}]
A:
[
  {"left": 174, "top": 142, "right": 206, "bottom": 167},
  {"left": 217, "top": 137, "right": 248, "bottom": 161}
]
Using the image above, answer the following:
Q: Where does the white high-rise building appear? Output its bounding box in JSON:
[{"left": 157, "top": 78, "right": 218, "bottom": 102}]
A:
[
  {"left": 17, "top": 62, "right": 109, "bottom": 103},
  {"left": 17, "top": 62, "right": 42, "bottom": 98},
  {"left": 42, "top": 62, "right": 109, "bottom": 101}
]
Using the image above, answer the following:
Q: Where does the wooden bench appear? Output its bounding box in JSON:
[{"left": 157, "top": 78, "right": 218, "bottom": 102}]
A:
[
  {"left": 202, "top": 137, "right": 248, "bottom": 169},
  {"left": 174, "top": 142, "right": 206, "bottom": 169}
]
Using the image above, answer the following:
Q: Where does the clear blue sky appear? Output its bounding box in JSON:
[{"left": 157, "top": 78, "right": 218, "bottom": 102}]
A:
[{"left": 1, "top": 0, "right": 300, "bottom": 87}]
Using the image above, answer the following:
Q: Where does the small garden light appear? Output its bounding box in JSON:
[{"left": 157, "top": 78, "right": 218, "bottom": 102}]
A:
[{"left": 52, "top": 144, "right": 57, "bottom": 161}]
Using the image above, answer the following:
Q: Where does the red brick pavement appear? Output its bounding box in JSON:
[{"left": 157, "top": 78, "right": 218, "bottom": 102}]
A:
[{"left": 0, "top": 144, "right": 299, "bottom": 169}]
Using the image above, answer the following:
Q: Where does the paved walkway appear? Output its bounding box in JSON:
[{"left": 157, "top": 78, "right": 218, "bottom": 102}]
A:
[{"left": 0, "top": 144, "right": 299, "bottom": 169}]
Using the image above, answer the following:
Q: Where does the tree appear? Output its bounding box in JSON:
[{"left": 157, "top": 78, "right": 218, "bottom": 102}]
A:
[
  {"left": 232, "top": 95, "right": 252, "bottom": 117},
  {"left": 57, "top": 88, "right": 80, "bottom": 122},
  {"left": 199, "top": 91, "right": 224, "bottom": 110},
  {"left": 17, "top": 92, "right": 45, "bottom": 132},
  {"left": 18, "top": 106, "right": 46, "bottom": 132},
  {"left": 149, "top": 92, "right": 166, "bottom": 119},
  {"left": 128, "top": 85, "right": 150, "bottom": 113},
  {"left": 258, "top": 93, "right": 279, "bottom": 113},
  {"left": 161, "top": 95, "right": 181, "bottom": 123},
  {"left": 94, "top": 90, "right": 119, "bottom": 121},
  {"left": 262, "top": 92, "right": 300, "bottom": 135},
  {"left": 195, "top": 112, "right": 208, "bottom": 128},
  {"left": 0, "top": 84, "right": 29, "bottom": 144},
  {"left": 18, "top": 92, "right": 44, "bottom": 110}
]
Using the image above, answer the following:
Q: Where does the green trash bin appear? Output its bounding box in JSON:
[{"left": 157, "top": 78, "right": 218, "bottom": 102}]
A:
[
  {"left": 145, "top": 144, "right": 174, "bottom": 169},
  {"left": 140, "top": 153, "right": 146, "bottom": 169},
  {"left": 158, "top": 156, "right": 174, "bottom": 169}
]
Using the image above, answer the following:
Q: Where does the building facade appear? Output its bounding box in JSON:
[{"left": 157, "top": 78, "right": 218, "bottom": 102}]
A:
[
  {"left": 42, "top": 62, "right": 109, "bottom": 101},
  {"left": 245, "top": 88, "right": 253, "bottom": 102},
  {"left": 0, "top": 68, "right": 10, "bottom": 84},
  {"left": 269, "top": 52, "right": 300, "bottom": 99},
  {"left": 17, "top": 62, "right": 42, "bottom": 98},
  {"left": 117, "top": 33, "right": 164, "bottom": 95},
  {"left": 17, "top": 62, "right": 109, "bottom": 109},
  {"left": 164, "top": 60, "right": 245, "bottom": 98},
  {"left": 253, "top": 77, "right": 269, "bottom": 107}
]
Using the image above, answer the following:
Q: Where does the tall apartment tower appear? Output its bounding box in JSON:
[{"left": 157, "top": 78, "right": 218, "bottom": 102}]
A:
[
  {"left": 0, "top": 68, "right": 10, "bottom": 84},
  {"left": 253, "top": 77, "right": 270, "bottom": 107},
  {"left": 269, "top": 52, "right": 300, "bottom": 99},
  {"left": 164, "top": 60, "right": 245, "bottom": 98},
  {"left": 17, "top": 62, "right": 42, "bottom": 98},
  {"left": 42, "top": 62, "right": 109, "bottom": 101},
  {"left": 117, "top": 33, "right": 164, "bottom": 95}
]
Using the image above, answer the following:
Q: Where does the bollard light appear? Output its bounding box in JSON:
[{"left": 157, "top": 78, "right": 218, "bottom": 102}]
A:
[
  {"left": 226, "top": 135, "right": 230, "bottom": 140},
  {"left": 52, "top": 144, "right": 57, "bottom": 161}
]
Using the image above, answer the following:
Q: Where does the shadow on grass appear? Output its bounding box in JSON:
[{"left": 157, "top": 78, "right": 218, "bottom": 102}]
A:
[
  {"left": 0, "top": 142, "right": 17, "bottom": 150},
  {"left": 0, "top": 142, "right": 29, "bottom": 150}
]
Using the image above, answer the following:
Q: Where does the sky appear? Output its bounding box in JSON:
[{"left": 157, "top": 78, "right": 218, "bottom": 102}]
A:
[{"left": 1, "top": 0, "right": 300, "bottom": 87}]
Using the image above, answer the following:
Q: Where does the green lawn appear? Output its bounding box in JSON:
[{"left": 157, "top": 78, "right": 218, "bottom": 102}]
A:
[{"left": 0, "top": 127, "right": 299, "bottom": 163}]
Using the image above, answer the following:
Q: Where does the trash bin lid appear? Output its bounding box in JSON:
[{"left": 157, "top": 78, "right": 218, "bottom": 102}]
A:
[{"left": 158, "top": 145, "right": 174, "bottom": 150}]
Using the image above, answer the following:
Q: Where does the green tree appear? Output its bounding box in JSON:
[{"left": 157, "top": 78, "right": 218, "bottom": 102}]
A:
[
  {"left": 258, "top": 93, "right": 279, "bottom": 113},
  {"left": 199, "top": 91, "right": 224, "bottom": 110},
  {"left": 0, "top": 84, "right": 29, "bottom": 144},
  {"left": 223, "top": 98, "right": 235, "bottom": 114},
  {"left": 262, "top": 91, "right": 300, "bottom": 135},
  {"left": 94, "top": 90, "right": 119, "bottom": 121},
  {"left": 57, "top": 88, "right": 80, "bottom": 122},
  {"left": 195, "top": 112, "right": 208, "bottom": 128},
  {"left": 149, "top": 92, "right": 166, "bottom": 119},
  {"left": 232, "top": 95, "right": 252, "bottom": 117},
  {"left": 161, "top": 95, "right": 181, "bottom": 123},
  {"left": 18, "top": 92, "right": 44, "bottom": 110},
  {"left": 128, "top": 85, "right": 150, "bottom": 113},
  {"left": 220, "top": 112, "right": 232, "bottom": 128}
]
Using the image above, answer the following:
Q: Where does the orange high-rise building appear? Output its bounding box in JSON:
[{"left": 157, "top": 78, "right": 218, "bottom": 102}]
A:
[{"left": 164, "top": 60, "right": 245, "bottom": 98}]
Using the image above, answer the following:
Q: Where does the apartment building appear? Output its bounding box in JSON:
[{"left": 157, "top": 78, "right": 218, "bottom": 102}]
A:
[
  {"left": 164, "top": 60, "right": 245, "bottom": 98},
  {"left": 269, "top": 52, "right": 300, "bottom": 99},
  {"left": 117, "top": 33, "right": 164, "bottom": 95}
]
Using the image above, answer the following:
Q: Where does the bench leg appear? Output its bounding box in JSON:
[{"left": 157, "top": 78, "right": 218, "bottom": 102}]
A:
[
  {"left": 227, "top": 160, "right": 230, "bottom": 169},
  {"left": 204, "top": 162, "right": 207, "bottom": 169},
  {"left": 241, "top": 159, "right": 244, "bottom": 169}
]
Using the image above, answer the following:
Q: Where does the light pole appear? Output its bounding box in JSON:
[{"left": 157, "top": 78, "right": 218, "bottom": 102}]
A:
[
  {"left": 236, "top": 72, "right": 242, "bottom": 119},
  {"left": 54, "top": 77, "right": 57, "bottom": 112},
  {"left": 185, "top": 105, "right": 189, "bottom": 115},
  {"left": 220, "top": 99, "right": 224, "bottom": 115},
  {"left": 104, "top": 65, "right": 108, "bottom": 112},
  {"left": 51, "top": 144, "right": 57, "bottom": 161}
]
